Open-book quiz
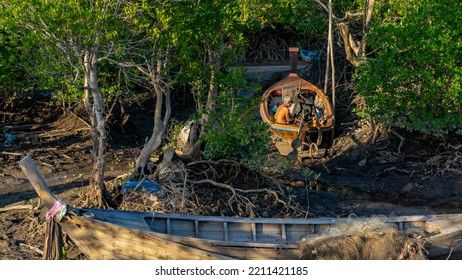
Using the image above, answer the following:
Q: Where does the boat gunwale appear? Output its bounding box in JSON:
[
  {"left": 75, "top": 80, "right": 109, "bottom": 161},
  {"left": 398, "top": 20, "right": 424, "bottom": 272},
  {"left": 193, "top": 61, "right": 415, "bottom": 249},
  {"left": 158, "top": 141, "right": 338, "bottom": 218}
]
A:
[{"left": 84, "top": 207, "right": 462, "bottom": 226}]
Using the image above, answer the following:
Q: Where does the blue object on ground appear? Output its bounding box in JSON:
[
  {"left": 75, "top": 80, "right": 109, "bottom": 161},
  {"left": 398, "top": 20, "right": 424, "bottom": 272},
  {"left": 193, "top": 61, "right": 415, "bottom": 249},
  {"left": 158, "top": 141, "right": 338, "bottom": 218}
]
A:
[
  {"left": 122, "top": 180, "right": 161, "bottom": 193},
  {"left": 4, "top": 132, "right": 16, "bottom": 145}
]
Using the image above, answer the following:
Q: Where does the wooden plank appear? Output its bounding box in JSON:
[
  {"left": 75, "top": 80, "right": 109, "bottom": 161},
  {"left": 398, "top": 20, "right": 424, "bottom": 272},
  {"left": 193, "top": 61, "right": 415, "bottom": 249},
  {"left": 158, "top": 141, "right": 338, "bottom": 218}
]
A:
[
  {"left": 195, "top": 220, "right": 199, "bottom": 238},
  {"left": 281, "top": 224, "right": 286, "bottom": 241},
  {"left": 223, "top": 222, "right": 228, "bottom": 242},
  {"left": 166, "top": 218, "right": 171, "bottom": 235},
  {"left": 170, "top": 219, "right": 195, "bottom": 237},
  {"left": 285, "top": 224, "right": 312, "bottom": 242},
  {"left": 18, "top": 155, "right": 59, "bottom": 209},
  {"left": 256, "top": 223, "right": 283, "bottom": 243},
  {"left": 144, "top": 217, "right": 166, "bottom": 233},
  {"left": 0, "top": 151, "right": 23, "bottom": 156},
  {"left": 191, "top": 245, "right": 298, "bottom": 260},
  {"left": 228, "top": 222, "right": 253, "bottom": 242},
  {"left": 198, "top": 221, "right": 224, "bottom": 241},
  {"left": 251, "top": 223, "right": 256, "bottom": 242},
  {"left": 275, "top": 142, "right": 293, "bottom": 156},
  {"left": 0, "top": 204, "right": 33, "bottom": 212}
]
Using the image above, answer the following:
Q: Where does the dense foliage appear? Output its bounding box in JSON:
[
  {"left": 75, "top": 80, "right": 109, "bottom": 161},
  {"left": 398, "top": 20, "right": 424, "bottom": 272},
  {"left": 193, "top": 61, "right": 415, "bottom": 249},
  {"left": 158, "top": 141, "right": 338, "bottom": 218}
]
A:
[
  {"left": 201, "top": 95, "right": 271, "bottom": 165},
  {"left": 355, "top": 0, "right": 462, "bottom": 136},
  {"left": 201, "top": 68, "right": 271, "bottom": 165},
  {"left": 2, "top": 0, "right": 461, "bottom": 144}
]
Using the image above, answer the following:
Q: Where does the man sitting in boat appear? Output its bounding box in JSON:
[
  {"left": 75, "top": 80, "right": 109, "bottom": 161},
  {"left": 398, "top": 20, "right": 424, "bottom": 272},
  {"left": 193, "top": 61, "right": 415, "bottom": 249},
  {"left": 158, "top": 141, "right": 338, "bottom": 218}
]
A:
[{"left": 274, "top": 96, "right": 294, "bottom": 125}]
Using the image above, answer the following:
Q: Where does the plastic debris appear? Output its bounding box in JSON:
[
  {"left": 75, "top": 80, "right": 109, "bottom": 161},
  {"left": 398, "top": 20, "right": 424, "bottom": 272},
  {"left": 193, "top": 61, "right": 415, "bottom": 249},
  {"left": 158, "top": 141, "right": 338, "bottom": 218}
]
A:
[
  {"left": 3, "top": 131, "right": 16, "bottom": 146},
  {"left": 121, "top": 180, "right": 161, "bottom": 193},
  {"left": 299, "top": 49, "right": 325, "bottom": 62}
]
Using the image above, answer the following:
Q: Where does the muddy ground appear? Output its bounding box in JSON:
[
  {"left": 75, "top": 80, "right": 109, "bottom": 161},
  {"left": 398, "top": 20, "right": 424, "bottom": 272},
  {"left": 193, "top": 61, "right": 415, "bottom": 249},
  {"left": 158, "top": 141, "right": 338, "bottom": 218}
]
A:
[{"left": 1, "top": 98, "right": 462, "bottom": 260}]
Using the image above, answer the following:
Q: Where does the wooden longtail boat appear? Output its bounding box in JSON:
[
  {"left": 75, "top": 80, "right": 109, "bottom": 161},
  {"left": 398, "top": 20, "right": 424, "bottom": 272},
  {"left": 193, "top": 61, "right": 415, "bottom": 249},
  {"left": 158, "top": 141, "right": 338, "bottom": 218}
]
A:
[
  {"left": 19, "top": 155, "right": 462, "bottom": 260},
  {"left": 259, "top": 47, "right": 335, "bottom": 158}
]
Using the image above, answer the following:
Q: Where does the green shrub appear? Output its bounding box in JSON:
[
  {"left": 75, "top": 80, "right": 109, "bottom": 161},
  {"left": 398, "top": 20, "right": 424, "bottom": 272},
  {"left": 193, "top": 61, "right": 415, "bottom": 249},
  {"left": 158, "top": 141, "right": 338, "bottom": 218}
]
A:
[{"left": 201, "top": 91, "right": 271, "bottom": 166}]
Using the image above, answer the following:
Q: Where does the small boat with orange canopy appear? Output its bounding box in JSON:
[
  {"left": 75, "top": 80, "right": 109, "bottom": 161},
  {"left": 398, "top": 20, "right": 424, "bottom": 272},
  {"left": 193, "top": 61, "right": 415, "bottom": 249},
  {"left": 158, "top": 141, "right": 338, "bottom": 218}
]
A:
[{"left": 259, "top": 47, "right": 335, "bottom": 159}]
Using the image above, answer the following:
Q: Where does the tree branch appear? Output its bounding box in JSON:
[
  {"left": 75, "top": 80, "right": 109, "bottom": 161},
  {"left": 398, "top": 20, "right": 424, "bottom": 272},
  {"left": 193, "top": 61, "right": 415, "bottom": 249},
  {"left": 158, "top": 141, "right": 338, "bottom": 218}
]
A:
[{"left": 314, "top": 0, "right": 363, "bottom": 22}]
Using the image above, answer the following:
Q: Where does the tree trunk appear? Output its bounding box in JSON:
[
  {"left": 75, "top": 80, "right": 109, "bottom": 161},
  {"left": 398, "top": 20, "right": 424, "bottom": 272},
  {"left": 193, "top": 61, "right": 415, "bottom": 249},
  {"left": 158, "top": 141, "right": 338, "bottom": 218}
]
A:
[
  {"left": 134, "top": 55, "right": 171, "bottom": 175},
  {"left": 337, "top": 0, "right": 375, "bottom": 67},
  {"left": 315, "top": 0, "right": 375, "bottom": 67},
  {"left": 201, "top": 47, "right": 220, "bottom": 124},
  {"left": 183, "top": 37, "right": 224, "bottom": 159},
  {"left": 83, "top": 50, "right": 110, "bottom": 208},
  {"left": 338, "top": 23, "right": 368, "bottom": 67}
]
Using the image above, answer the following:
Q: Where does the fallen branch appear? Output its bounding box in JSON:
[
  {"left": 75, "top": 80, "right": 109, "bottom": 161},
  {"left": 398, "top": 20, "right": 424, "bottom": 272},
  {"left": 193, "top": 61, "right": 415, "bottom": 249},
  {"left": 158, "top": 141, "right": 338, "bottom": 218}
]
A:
[
  {"left": 0, "top": 204, "right": 33, "bottom": 212},
  {"left": 40, "top": 161, "right": 55, "bottom": 170},
  {"left": 376, "top": 166, "right": 411, "bottom": 176},
  {"left": 0, "top": 151, "right": 23, "bottom": 156},
  {"left": 19, "top": 243, "right": 44, "bottom": 256}
]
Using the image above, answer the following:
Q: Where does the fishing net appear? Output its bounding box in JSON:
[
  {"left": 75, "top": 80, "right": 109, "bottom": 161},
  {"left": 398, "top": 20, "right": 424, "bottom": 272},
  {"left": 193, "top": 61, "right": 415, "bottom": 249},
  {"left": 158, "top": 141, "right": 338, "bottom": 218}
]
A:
[{"left": 298, "top": 215, "right": 427, "bottom": 260}]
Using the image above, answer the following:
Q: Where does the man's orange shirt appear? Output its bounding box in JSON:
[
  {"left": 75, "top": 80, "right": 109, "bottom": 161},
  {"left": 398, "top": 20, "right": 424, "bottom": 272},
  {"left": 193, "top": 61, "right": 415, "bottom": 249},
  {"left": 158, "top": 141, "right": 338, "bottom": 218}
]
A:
[{"left": 274, "top": 105, "right": 291, "bottom": 124}]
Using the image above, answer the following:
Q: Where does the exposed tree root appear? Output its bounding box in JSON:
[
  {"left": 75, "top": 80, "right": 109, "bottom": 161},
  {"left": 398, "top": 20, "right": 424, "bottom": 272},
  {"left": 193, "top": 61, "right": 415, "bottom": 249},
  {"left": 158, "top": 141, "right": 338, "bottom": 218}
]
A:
[{"left": 116, "top": 158, "right": 306, "bottom": 218}]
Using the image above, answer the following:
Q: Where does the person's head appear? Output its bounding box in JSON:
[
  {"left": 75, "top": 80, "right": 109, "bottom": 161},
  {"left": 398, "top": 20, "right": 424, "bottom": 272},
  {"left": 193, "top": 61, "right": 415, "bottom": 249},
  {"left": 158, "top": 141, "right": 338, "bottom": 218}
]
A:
[{"left": 283, "top": 96, "right": 292, "bottom": 106}]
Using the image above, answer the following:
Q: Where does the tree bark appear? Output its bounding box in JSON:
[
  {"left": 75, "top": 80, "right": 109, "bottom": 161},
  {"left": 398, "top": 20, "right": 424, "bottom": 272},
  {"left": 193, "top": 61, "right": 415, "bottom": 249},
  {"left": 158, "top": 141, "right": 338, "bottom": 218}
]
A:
[
  {"left": 83, "top": 50, "right": 109, "bottom": 207},
  {"left": 202, "top": 47, "right": 220, "bottom": 124},
  {"left": 338, "top": 23, "right": 367, "bottom": 67},
  {"left": 134, "top": 54, "right": 171, "bottom": 175}
]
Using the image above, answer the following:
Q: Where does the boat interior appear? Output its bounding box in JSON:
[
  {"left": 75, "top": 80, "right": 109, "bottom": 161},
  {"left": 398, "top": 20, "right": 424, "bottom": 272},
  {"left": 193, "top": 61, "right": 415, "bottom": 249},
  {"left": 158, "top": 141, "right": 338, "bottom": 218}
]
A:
[
  {"left": 267, "top": 84, "right": 326, "bottom": 128},
  {"left": 85, "top": 208, "right": 440, "bottom": 246}
]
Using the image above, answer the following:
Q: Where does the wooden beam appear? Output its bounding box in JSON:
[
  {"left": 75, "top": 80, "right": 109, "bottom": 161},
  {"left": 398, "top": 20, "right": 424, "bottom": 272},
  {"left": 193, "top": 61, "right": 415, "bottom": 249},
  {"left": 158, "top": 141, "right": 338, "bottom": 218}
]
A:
[{"left": 18, "top": 155, "right": 58, "bottom": 209}]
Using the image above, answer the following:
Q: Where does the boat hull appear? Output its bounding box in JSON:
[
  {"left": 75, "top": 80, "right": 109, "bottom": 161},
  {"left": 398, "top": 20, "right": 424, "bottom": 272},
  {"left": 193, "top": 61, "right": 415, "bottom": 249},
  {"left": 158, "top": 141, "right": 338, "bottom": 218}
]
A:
[
  {"left": 18, "top": 155, "right": 462, "bottom": 260},
  {"left": 59, "top": 208, "right": 462, "bottom": 260},
  {"left": 61, "top": 216, "right": 299, "bottom": 260}
]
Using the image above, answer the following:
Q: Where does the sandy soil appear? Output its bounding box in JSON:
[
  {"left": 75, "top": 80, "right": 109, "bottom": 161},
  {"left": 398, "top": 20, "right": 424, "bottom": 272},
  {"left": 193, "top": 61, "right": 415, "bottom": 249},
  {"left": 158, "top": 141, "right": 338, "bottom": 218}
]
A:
[{"left": 1, "top": 104, "right": 462, "bottom": 260}]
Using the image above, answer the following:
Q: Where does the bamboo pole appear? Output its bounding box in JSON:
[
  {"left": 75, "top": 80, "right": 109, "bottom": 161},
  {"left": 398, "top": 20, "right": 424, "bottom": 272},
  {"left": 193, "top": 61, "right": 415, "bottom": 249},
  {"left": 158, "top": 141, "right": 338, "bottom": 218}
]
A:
[
  {"left": 323, "top": 0, "right": 336, "bottom": 132},
  {"left": 323, "top": 29, "right": 331, "bottom": 94},
  {"left": 329, "top": 0, "right": 336, "bottom": 112}
]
